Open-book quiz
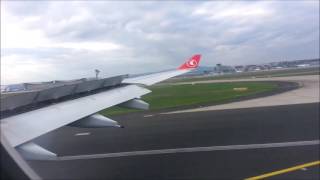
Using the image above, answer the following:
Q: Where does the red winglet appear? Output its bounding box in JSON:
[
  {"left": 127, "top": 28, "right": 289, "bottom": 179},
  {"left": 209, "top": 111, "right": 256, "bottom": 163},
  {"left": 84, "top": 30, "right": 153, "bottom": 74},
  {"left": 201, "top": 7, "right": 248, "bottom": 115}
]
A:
[{"left": 178, "top": 54, "right": 201, "bottom": 70}]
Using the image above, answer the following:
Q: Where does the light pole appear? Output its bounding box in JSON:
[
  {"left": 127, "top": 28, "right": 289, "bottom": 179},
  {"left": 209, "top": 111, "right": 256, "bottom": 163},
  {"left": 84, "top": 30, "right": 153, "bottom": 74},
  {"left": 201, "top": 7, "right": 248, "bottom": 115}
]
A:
[
  {"left": 95, "top": 69, "right": 100, "bottom": 79},
  {"left": 216, "top": 63, "right": 222, "bottom": 74}
]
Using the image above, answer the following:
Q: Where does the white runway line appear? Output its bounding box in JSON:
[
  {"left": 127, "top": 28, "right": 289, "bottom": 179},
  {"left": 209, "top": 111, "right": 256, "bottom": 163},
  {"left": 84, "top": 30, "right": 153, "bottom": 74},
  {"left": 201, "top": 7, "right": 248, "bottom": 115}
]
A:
[
  {"left": 143, "top": 114, "right": 154, "bottom": 117},
  {"left": 56, "top": 140, "right": 319, "bottom": 161},
  {"left": 74, "top": 132, "right": 91, "bottom": 136}
]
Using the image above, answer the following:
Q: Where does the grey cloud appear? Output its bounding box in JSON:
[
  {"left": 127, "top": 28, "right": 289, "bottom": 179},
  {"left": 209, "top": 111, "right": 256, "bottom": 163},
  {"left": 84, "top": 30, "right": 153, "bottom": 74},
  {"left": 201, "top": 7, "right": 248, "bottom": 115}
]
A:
[
  {"left": 3, "top": 1, "right": 49, "bottom": 16},
  {"left": 1, "top": 1, "right": 319, "bottom": 84}
]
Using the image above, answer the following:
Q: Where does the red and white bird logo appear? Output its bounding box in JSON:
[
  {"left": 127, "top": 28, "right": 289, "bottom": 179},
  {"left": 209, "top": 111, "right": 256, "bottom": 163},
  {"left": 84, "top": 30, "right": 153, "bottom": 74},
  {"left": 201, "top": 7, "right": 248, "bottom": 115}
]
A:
[
  {"left": 186, "top": 58, "right": 198, "bottom": 68},
  {"left": 178, "top": 54, "right": 201, "bottom": 70}
]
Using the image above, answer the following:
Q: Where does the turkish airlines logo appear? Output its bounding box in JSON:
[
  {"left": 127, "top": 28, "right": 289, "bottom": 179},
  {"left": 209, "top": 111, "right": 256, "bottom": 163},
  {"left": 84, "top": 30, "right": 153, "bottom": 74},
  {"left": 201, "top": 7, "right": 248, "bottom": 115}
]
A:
[
  {"left": 178, "top": 54, "right": 201, "bottom": 70},
  {"left": 186, "top": 58, "right": 198, "bottom": 68}
]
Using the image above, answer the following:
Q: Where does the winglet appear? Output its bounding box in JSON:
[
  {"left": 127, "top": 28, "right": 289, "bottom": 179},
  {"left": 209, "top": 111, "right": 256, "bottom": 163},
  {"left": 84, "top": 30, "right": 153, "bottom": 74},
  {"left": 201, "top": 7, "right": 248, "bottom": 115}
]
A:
[{"left": 178, "top": 54, "right": 201, "bottom": 70}]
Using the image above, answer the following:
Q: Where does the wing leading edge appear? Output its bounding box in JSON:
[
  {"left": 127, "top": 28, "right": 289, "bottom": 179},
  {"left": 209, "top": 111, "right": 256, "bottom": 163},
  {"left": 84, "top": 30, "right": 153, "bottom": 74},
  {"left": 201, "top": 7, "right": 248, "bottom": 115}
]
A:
[{"left": 123, "top": 54, "right": 201, "bottom": 85}]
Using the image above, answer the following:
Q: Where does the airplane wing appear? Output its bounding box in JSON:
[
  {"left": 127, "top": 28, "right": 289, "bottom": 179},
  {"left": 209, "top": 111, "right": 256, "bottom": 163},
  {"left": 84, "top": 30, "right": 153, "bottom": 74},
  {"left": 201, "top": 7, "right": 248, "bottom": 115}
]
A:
[
  {"left": 123, "top": 54, "right": 201, "bottom": 85},
  {"left": 0, "top": 54, "right": 201, "bottom": 160}
]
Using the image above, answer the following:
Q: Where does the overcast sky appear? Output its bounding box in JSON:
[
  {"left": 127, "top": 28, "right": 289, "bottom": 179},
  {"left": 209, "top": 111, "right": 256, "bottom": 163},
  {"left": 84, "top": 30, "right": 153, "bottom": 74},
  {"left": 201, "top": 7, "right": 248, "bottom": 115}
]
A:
[{"left": 1, "top": 1, "right": 319, "bottom": 84}]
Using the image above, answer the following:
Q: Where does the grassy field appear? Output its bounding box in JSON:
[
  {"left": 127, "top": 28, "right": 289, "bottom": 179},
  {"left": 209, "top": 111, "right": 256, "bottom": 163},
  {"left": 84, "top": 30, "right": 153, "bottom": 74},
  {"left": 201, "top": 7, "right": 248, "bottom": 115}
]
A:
[
  {"left": 166, "top": 67, "right": 319, "bottom": 83},
  {"left": 100, "top": 81, "right": 278, "bottom": 116}
]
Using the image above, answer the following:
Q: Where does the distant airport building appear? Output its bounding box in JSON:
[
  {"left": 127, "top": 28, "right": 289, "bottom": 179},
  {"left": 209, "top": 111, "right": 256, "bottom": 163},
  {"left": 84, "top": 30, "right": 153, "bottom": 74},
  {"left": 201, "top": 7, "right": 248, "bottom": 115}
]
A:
[
  {"left": 178, "top": 58, "right": 319, "bottom": 77},
  {"left": 214, "top": 64, "right": 236, "bottom": 74},
  {"left": 234, "top": 66, "right": 245, "bottom": 72},
  {"left": 183, "top": 66, "right": 214, "bottom": 76}
]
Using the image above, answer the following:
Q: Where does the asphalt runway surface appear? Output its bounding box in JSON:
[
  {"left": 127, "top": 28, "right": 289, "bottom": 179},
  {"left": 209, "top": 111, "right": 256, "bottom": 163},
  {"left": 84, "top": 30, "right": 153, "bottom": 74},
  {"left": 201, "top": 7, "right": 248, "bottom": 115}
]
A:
[{"left": 29, "top": 103, "right": 319, "bottom": 179}]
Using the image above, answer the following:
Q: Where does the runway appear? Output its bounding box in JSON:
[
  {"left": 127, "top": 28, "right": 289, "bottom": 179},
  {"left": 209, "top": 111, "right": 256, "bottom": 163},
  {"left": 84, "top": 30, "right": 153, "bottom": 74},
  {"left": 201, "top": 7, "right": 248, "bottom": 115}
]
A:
[{"left": 28, "top": 103, "right": 319, "bottom": 179}]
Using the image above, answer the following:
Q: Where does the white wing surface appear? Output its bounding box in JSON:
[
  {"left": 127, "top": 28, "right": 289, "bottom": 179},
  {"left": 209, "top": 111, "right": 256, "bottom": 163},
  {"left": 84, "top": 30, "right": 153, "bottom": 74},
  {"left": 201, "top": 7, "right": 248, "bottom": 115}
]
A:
[{"left": 2, "top": 85, "right": 150, "bottom": 147}]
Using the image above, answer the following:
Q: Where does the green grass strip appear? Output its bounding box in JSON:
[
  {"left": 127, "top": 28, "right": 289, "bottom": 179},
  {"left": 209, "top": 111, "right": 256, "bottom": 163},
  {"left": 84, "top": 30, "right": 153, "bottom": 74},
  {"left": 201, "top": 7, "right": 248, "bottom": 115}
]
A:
[{"left": 100, "top": 82, "right": 277, "bottom": 116}]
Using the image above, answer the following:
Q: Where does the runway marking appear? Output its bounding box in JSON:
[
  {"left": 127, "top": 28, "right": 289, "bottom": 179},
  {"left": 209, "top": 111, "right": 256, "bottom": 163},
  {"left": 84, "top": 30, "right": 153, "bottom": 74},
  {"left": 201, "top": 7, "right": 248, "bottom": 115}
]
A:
[
  {"left": 56, "top": 140, "right": 319, "bottom": 161},
  {"left": 245, "top": 160, "right": 320, "bottom": 180},
  {"left": 143, "top": 114, "right": 154, "bottom": 117},
  {"left": 74, "top": 132, "right": 91, "bottom": 136}
]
